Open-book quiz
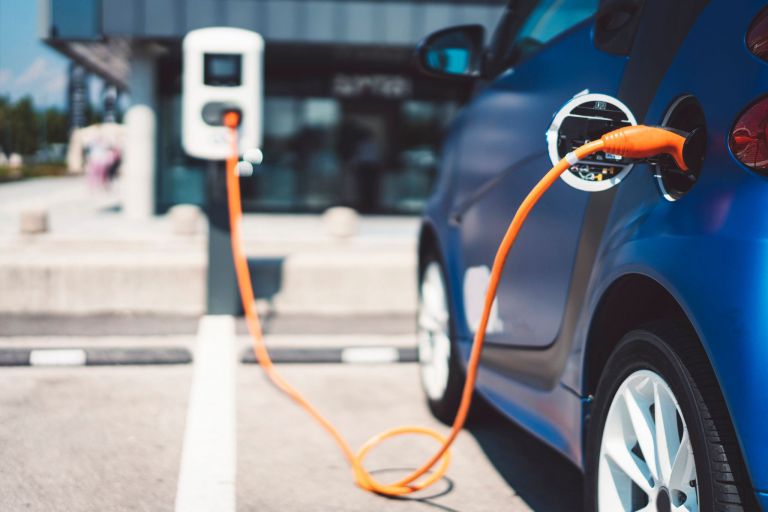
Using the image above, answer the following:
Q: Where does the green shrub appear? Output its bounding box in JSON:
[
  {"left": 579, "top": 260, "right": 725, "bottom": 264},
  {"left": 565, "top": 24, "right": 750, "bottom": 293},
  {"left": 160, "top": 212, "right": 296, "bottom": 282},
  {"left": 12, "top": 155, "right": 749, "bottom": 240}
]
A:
[{"left": 0, "top": 164, "right": 68, "bottom": 182}]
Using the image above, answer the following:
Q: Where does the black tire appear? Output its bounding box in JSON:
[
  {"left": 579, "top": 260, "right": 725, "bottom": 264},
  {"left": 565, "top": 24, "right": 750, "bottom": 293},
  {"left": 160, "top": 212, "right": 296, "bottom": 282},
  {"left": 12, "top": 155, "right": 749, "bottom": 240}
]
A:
[
  {"left": 584, "top": 321, "right": 755, "bottom": 512},
  {"left": 417, "top": 255, "right": 466, "bottom": 425}
]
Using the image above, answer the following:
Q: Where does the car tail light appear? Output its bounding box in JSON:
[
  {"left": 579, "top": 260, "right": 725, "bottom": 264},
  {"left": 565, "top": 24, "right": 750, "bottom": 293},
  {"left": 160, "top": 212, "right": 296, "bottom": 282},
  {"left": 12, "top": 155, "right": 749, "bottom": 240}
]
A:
[
  {"left": 730, "top": 97, "right": 768, "bottom": 171},
  {"left": 748, "top": 7, "right": 768, "bottom": 61}
]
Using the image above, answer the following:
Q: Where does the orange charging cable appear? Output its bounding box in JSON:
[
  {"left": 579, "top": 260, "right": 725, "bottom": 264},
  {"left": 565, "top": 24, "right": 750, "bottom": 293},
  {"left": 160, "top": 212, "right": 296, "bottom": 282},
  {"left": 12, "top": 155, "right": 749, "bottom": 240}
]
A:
[{"left": 222, "top": 111, "right": 687, "bottom": 496}]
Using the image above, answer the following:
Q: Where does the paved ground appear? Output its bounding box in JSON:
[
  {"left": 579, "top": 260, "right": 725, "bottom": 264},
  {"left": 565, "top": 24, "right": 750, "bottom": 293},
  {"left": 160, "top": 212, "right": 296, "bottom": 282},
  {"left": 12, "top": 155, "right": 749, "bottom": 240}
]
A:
[
  {"left": 0, "top": 366, "right": 192, "bottom": 512},
  {"left": 238, "top": 363, "right": 582, "bottom": 512},
  {"left": 0, "top": 315, "right": 583, "bottom": 512}
]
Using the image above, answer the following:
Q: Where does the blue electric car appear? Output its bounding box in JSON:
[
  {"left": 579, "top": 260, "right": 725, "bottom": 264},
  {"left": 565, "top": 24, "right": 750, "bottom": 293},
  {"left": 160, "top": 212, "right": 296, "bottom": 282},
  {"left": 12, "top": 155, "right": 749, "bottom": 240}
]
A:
[{"left": 414, "top": 1, "right": 768, "bottom": 510}]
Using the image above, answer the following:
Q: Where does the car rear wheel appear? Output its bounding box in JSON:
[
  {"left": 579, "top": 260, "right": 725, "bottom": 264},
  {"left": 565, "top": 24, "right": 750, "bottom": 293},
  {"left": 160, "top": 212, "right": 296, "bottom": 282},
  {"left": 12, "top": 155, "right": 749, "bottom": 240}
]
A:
[
  {"left": 598, "top": 369, "right": 698, "bottom": 511},
  {"left": 585, "top": 322, "right": 753, "bottom": 512}
]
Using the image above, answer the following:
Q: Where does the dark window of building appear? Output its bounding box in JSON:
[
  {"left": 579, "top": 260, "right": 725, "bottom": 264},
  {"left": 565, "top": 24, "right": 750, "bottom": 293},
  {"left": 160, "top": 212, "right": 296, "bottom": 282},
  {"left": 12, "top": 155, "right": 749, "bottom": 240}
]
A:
[
  {"left": 51, "top": 0, "right": 101, "bottom": 40},
  {"left": 239, "top": 96, "right": 455, "bottom": 214}
]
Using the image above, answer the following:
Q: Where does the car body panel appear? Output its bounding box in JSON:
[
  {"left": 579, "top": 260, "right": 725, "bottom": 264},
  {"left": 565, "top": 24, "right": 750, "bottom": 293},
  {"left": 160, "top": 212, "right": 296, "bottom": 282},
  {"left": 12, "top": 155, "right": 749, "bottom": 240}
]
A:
[
  {"left": 421, "top": 0, "right": 768, "bottom": 502},
  {"left": 452, "top": 21, "right": 626, "bottom": 351}
]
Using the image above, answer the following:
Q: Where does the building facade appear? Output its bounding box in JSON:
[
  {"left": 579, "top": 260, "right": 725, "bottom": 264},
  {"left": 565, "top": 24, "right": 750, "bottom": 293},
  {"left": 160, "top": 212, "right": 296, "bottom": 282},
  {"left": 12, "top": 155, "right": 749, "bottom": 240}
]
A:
[{"left": 40, "top": 0, "right": 505, "bottom": 215}]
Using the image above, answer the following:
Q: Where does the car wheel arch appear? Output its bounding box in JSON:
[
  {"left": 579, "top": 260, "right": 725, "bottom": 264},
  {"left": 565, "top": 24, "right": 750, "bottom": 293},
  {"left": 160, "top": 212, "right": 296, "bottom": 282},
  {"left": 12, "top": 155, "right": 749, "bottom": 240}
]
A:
[
  {"left": 418, "top": 222, "right": 441, "bottom": 278},
  {"left": 417, "top": 221, "right": 469, "bottom": 347},
  {"left": 580, "top": 273, "right": 754, "bottom": 487},
  {"left": 582, "top": 273, "right": 693, "bottom": 398},
  {"left": 581, "top": 274, "right": 760, "bottom": 509}
]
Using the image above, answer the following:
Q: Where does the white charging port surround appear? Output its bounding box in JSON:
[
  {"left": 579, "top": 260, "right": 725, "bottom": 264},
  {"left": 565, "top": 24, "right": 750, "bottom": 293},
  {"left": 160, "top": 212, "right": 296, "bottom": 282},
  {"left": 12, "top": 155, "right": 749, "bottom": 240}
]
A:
[{"left": 546, "top": 92, "right": 637, "bottom": 192}]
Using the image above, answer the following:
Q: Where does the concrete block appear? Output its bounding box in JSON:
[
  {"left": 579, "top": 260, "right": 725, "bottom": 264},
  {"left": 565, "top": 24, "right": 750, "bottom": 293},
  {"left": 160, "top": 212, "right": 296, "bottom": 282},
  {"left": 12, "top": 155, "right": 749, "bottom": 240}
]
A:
[
  {"left": 8, "top": 153, "right": 22, "bottom": 169},
  {"left": 322, "top": 207, "right": 359, "bottom": 239},
  {"left": 0, "top": 258, "right": 205, "bottom": 315},
  {"left": 19, "top": 209, "right": 48, "bottom": 235},
  {"left": 169, "top": 204, "right": 203, "bottom": 236},
  {"left": 272, "top": 252, "right": 417, "bottom": 314}
]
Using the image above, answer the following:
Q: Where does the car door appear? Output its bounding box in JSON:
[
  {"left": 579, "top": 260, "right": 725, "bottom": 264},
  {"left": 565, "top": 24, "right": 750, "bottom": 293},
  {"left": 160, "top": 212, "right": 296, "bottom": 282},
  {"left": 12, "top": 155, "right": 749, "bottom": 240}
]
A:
[{"left": 453, "top": 0, "right": 628, "bottom": 370}]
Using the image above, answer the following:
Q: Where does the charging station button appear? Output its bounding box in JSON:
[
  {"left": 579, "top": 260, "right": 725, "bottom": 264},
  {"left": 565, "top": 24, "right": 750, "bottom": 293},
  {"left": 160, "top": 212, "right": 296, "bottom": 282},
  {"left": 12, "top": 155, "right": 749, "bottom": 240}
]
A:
[{"left": 201, "top": 102, "right": 242, "bottom": 126}]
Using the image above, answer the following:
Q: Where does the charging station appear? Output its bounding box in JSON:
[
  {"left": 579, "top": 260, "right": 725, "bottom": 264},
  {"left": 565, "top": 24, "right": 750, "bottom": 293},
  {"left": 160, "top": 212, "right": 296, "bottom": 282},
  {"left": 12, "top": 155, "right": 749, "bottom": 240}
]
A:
[{"left": 182, "top": 27, "right": 264, "bottom": 314}]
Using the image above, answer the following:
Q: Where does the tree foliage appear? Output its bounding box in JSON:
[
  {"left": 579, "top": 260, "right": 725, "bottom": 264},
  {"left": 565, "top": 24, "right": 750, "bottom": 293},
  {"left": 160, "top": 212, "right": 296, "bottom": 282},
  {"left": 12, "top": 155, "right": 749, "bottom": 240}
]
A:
[
  {"left": 0, "top": 95, "right": 10, "bottom": 153},
  {"left": 42, "top": 108, "right": 69, "bottom": 144},
  {"left": 0, "top": 96, "right": 70, "bottom": 155},
  {"left": 8, "top": 97, "right": 38, "bottom": 155}
]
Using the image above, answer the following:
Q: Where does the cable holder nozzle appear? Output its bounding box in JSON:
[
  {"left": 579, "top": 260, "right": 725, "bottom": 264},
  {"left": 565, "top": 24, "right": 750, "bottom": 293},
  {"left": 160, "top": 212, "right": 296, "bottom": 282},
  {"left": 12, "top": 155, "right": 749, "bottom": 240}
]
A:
[
  {"left": 223, "top": 110, "right": 241, "bottom": 128},
  {"left": 236, "top": 148, "right": 264, "bottom": 177}
]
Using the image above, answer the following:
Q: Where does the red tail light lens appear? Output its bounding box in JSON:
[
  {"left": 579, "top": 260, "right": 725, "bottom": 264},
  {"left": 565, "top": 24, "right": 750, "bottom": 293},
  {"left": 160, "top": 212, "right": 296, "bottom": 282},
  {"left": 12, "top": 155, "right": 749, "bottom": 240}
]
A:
[
  {"left": 748, "top": 7, "right": 768, "bottom": 60},
  {"left": 730, "top": 97, "right": 768, "bottom": 171}
]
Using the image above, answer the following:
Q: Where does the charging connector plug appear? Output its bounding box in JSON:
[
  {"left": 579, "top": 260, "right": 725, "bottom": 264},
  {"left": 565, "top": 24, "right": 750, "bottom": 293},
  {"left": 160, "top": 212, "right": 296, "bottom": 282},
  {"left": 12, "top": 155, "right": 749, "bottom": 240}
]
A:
[{"left": 599, "top": 125, "right": 690, "bottom": 171}]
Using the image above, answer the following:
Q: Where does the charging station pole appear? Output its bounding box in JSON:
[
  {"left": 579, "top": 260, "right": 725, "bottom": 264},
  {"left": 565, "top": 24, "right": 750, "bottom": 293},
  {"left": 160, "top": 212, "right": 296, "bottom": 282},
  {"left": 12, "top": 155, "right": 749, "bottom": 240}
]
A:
[
  {"left": 180, "top": 28, "right": 264, "bottom": 315},
  {"left": 205, "top": 160, "right": 240, "bottom": 314}
]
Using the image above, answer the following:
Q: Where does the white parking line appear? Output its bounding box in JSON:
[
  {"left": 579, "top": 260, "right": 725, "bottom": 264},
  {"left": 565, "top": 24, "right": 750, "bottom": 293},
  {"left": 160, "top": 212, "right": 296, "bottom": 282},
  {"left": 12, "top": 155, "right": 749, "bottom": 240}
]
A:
[
  {"left": 175, "top": 316, "right": 237, "bottom": 512},
  {"left": 29, "top": 349, "right": 87, "bottom": 366},
  {"left": 341, "top": 347, "right": 400, "bottom": 364}
]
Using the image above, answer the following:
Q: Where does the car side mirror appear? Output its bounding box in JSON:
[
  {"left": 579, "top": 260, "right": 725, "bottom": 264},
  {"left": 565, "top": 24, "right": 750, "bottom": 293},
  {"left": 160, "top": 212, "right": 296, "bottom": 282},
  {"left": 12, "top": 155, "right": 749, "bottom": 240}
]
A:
[{"left": 415, "top": 25, "right": 486, "bottom": 80}]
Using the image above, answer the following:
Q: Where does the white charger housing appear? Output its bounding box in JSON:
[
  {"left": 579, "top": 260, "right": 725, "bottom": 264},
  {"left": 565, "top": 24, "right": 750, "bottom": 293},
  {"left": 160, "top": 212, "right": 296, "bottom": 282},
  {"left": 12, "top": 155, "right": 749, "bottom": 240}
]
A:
[{"left": 182, "top": 27, "right": 264, "bottom": 160}]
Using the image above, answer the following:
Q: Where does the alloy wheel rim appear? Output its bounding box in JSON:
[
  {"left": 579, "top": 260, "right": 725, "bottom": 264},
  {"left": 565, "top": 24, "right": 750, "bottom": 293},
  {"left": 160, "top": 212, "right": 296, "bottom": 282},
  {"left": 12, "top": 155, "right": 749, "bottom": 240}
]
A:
[
  {"left": 417, "top": 262, "right": 451, "bottom": 401},
  {"left": 598, "top": 369, "right": 699, "bottom": 512}
]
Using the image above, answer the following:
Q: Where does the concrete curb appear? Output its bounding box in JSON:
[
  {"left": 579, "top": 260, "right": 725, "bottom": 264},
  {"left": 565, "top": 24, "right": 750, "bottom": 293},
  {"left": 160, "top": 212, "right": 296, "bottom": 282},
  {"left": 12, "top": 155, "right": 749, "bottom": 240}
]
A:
[
  {"left": 241, "top": 346, "right": 418, "bottom": 365},
  {"left": 0, "top": 253, "right": 416, "bottom": 316},
  {"left": 0, "top": 347, "right": 193, "bottom": 367}
]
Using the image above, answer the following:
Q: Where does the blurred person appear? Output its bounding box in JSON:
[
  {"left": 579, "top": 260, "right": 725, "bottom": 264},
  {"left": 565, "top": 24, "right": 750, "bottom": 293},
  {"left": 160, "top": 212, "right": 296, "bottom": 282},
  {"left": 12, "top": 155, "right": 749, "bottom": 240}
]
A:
[
  {"left": 337, "top": 121, "right": 365, "bottom": 208},
  {"left": 292, "top": 126, "right": 322, "bottom": 209},
  {"left": 85, "top": 137, "right": 120, "bottom": 188},
  {"left": 351, "top": 128, "right": 382, "bottom": 214},
  {"left": 67, "top": 122, "right": 124, "bottom": 187}
]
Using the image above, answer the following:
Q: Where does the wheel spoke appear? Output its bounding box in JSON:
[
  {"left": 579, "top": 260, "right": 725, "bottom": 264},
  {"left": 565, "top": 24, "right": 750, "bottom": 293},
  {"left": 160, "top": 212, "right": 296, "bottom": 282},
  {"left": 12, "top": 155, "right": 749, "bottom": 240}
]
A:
[
  {"left": 432, "top": 334, "right": 450, "bottom": 365},
  {"left": 604, "top": 440, "right": 653, "bottom": 494},
  {"left": 623, "top": 386, "right": 659, "bottom": 482},
  {"left": 417, "top": 309, "right": 438, "bottom": 333},
  {"left": 417, "top": 263, "right": 451, "bottom": 401},
  {"left": 654, "top": 381, "right": 681, "bottom": 483},
  {"left": 669, "top": 431, "right": 695, "bottom": 492},
  {"left": 431, "top": 336, "right": 449, "bottom": 389}
]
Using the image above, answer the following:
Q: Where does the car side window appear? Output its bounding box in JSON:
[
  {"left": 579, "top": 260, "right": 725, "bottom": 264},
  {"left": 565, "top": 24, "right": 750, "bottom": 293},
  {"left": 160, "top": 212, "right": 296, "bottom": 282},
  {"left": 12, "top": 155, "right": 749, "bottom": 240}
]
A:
[{"left": 487, "top": 0, "right": 599, "bottom": 75}]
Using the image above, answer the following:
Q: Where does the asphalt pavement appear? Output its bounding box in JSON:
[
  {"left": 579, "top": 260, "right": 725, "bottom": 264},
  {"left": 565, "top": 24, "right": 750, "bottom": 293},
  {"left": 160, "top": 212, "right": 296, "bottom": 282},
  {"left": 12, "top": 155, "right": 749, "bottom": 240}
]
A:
[
  {"left": 0, "top": 316, "right": 583, "bottom": 512},
  {"left": 0, "top": 365, "right": 192, "bottom": 511}
]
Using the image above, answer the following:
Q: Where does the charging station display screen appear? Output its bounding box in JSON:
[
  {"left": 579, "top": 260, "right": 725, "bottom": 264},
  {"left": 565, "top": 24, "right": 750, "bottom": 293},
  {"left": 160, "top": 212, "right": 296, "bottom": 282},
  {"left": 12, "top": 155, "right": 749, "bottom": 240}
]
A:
[{"left": 204, "top": 53, "right": 242, "bottom": 86}]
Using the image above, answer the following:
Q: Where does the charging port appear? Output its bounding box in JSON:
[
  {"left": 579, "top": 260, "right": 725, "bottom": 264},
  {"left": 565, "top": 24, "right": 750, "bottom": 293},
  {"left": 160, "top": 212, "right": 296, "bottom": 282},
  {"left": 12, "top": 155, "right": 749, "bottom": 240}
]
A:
[
  {"left": 656, "top": 95, "right": 707, "bottom": 201},
  {"left": 547, "top": 93, "right": 638, "bottom": 192}
]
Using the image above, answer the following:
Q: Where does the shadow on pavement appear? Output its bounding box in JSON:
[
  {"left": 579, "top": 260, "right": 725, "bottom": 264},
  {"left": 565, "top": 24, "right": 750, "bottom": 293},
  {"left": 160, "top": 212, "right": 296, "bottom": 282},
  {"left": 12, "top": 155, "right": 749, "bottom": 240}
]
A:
[
  {"left": 468, "top": 407, "right": 584, "bottom": 512},
  {"left": 370, "top": 468, "right": 460, "bottom": 512}
]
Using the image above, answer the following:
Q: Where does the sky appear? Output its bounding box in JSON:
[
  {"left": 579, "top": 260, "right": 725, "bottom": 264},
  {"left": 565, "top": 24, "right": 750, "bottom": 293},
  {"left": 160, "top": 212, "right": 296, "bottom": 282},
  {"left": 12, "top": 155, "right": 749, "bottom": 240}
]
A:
[{"left": 0, "top": 0, "right": 76, "bottom": 108}]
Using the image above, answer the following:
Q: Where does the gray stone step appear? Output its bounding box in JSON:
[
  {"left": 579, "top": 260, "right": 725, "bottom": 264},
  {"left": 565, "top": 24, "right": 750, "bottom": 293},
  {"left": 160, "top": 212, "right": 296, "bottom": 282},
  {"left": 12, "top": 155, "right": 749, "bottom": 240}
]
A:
[{"left": 0, "top": 249, "right": 416, "bottom": 315}]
